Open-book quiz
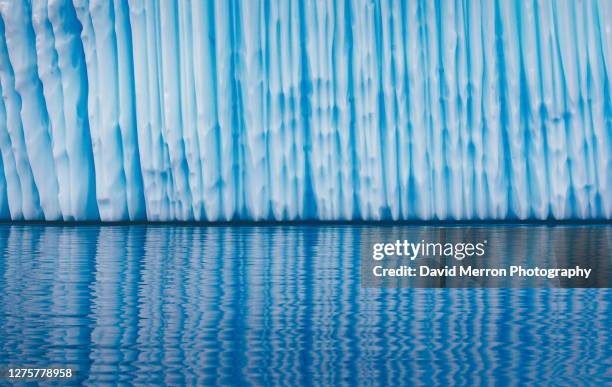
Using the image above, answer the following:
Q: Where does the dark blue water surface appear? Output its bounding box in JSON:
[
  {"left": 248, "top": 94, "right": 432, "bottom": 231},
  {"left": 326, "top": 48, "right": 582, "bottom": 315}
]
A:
[{"left": 0, "top": 225, "right": 610, "bottom": 386}]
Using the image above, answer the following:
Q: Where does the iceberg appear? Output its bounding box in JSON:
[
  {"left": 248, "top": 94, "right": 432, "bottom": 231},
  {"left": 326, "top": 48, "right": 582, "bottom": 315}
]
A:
[{"left": 0, "top": 0, "right": 609, "bottom": 221}]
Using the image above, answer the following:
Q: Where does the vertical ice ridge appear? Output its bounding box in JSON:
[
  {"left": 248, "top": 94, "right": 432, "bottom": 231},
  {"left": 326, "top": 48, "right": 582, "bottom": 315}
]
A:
[
  {"left": 393, "top": 0, "right": 406, "bottom": 217},
  {"left": 32, "top": 0, "right": 71, "bottom": 219},
  {"left": 159, "top": 0, "right": 193, "bottom": 220},
  {"left": 239, "top": 0, "right": 268, "bottom": 220},
  {"left": 552, "top": 0, "right": 581, "bottom": 218},
  {"left": 48, "top": 0, "right": 98, "bottom": 220},
  {"left": 89, "top": 0, "right": 130, "bottom": 220},
  {"left": 0, "top": 0, "right": 609, "bottom": 221},
  {"left": 533, "top": 0, "right": 569, "bottom": 219},
  {"left": 517, "top": 0, "right": 547, "bottom": 219},
  {"left": 333, "top": 0, "right": 351, "bottom": 219},
  {"left": 597, "top": 0, "right": 612, "bottom": 218},
  {"left": 190, "top": 0, "right": 220, "bottom": 220},
  {"left": 0, "top": 18, "right": 40, "bottom": 220},
  {"left": 406, "top": 0, "right": 430, "bottom": 219},
  {"left": 440, "top": 0, "right": 463, "bottom": 219},
  {"left": 455, "top": 0, "right": 470, "bottom": 218},
  {"left": 0, "top": 154, "right": 8, "bottom": 218},
  {"left": 374, "top": 0, "right": 393, "bottom": 219},
  {"left": 583, "top": 0, "right": 606, "bottom": 218},
  {"left": 587, "top": 0, "right": 611, "bottom": 218},
  {"left": 177, "top": 0, "right": 204, "bottom": 220},
  {"left": 465, "top": 0, "right": 486, "bottom": 219},
  {"left": 138, "top": 0, "right": 174, "bottom": 221},
  {"left": 265, "top": 0, "right": 284, "bottom": 219},
  {"left": 393, "top": 0, "right": 412, "bottom": 219},
  {"left": 126, "top": 0, "right": 152, "bottom": 218},
  {"left": 283, "top": 0, "right": 305, "bottom": 219},
  {"left": 304, "top": 0, "right": 323, "bottom": 218},
  {"left": 113, "top": 0, "right": 146, "bottom": 220},
  {"left": 228, "top": 0, "right": 247, "bottom": 218},
  {"left": 214, "top": 1, "right": 237, "bottom": 220},
  {"left": 0, "top": 81, "right": 23, "bottom": 219},
  {"left": 481, "top": 0, "right": 507, "bottom": 219},
  {"left": 325, "top": 1, "right": 340, "bottom": 218},
  {"left": 300, "top": 0, "right": 319, "bottom": 219},
  {"left": 152, "top": 0, "right": 176, "bottom": 221},
  {"left": 497, "top": 0, "right": 527, "bottom": 219},
  {"left": 348, "top": 0, "right": 374, "bottom": 218},
  {"left": 0, "top": 0, "right": 60, "bottom": 220},
  {"left": 73, "top": 0, "right": 107, "bottom": 218},
  {"left": 282, "top": 1, "right": 302, "bottom": 219}
]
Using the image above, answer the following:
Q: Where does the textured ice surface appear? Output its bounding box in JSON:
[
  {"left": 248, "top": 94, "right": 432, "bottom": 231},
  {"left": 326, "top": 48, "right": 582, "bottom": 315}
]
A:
[{"left": 0, "top": 0, "right": 610, "bottom": 221}]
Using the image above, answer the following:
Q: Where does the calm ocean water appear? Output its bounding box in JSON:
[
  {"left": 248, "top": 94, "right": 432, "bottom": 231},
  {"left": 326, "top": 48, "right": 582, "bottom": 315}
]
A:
[{"left": 0, "top": 224, "right": 610, "bottom": 385}]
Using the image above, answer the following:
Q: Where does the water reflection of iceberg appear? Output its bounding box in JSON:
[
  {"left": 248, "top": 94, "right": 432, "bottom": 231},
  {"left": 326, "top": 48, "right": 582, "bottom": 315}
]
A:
[{"left": 0, "top": 224, "right": 610, "bottom": 384}]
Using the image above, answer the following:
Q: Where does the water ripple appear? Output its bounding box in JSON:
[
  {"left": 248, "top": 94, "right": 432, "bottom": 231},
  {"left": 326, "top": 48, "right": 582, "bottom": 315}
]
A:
[{"left": 0, "top": 225, "right": 610, "bottom": 386}]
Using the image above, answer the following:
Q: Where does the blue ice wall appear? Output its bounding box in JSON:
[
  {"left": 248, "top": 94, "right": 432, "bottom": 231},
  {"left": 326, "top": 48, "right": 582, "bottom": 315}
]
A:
[{"left": 0, "top": 0, "right": 610, "bottom": 221}]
